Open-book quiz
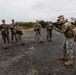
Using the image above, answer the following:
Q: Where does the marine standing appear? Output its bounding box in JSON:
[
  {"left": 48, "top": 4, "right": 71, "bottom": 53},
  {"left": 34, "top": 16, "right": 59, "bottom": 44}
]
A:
[
  {"left": 33, "top": 20, "right": 42, "bottom": 42},
  {"left": 53, "top": 15, "right": 74, "bottom": 66},
  {"left": 46, "top": 22, "right": 53, "bottom": 41},
  {"left": 10, "top": 19, "right": 17, "bottom": 42},
  {"left": 0, "top": 20, "right": 11, "bottom": 49}
]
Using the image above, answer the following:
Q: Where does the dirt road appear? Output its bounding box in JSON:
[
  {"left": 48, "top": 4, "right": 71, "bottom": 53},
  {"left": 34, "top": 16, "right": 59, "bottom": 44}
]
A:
[{"left": 0, "top": 30, "right": 76, "bottom": 75}]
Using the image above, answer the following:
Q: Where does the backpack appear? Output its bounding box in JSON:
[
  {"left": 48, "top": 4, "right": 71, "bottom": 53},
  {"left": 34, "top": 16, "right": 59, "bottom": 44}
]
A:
[
  {"left": 71, "top": 27, "right": 76, "bottom": 37},
  {"left": 0, "top": 24, "right": 9, "bottom": 35},
  {"left": 64, "top": 23, "right": 76, "bottom": 38}
]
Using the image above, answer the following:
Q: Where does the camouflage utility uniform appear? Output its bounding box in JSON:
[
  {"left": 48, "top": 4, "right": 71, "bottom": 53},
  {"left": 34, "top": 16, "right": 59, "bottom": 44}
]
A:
[
  {"left": 0, "top": 23, "right": 11, "bottom": 48},
  {"left": 10, "top": 23, "right": 17, "bottom": 42},
  {"left": 60, "top": 22, "right": 74, "bottom": 60},
  {"left": 33, "top": 24, "right": 42, "bottom": 42},
  {"left": 15, "top": 23, "right": 23, "bottom": 44},
  {"left": 46, "top": 22, "right": 53, "bottom": 41}
]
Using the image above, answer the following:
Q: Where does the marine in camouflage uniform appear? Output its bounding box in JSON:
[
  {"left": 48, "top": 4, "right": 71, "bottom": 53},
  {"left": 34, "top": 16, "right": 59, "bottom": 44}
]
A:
[
  {"left": 15, "top": 22, "right": 23, "bottom": 44},
  {"left": 10, "top": 19, "right": 17, "bottom": 42},
  {"left": 33, "top": 20, "right": 42, "bottom": 42},
  {"left": 53, "top": 15, "right": 74, "bottom": 66},
  {"left": 0, "top": 20, "right": 11, "bottom": 49},
  {"left": 46, "top": 22, "right": 53, "bottom": 41}
]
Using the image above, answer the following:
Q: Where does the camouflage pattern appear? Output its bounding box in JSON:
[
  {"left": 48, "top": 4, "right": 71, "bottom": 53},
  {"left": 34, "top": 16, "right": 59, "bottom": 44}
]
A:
[
  {"left": 0, "top": 23, "right": 11, "bottom": 48},
  {"left": 33, "top": 23, "right": 42, "bottom": 42},
  {"left": 61, "top": 22, "right": 74, "bottom": 59},
  {"left": 10, "top": 22, "right": 17, "bottom": 42},
  {"left": 63, "top": 37, "right": 74, "bottom": 59},
  {"left": 15, "top": 23, "right": 23, "bottom": 44},
  {"left": 34, "top": 31, "right": 40, "bottom": 42},
  {"left": 46, "top": 22, "right": 53, "bottom": 41}
]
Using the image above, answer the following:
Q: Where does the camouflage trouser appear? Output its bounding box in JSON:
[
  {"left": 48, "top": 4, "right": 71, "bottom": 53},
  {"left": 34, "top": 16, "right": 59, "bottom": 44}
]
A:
[
  {"left": 11, "top": 32, "right": 17, "bottom": 42},
  {"left": 47, "top": 30, "right": 52, "bottom": 40},
  {"left": 34, "top": 31, "right": 41, "bottom": 42},
  {"left": 16, "top": 34, "right": 22, "bottom": 44},
  {"left": 63, "top": 37, "right": 74, "bottom": 59},
  {"left": 2, "top": 34, "right": 10, "bottom": 44}
]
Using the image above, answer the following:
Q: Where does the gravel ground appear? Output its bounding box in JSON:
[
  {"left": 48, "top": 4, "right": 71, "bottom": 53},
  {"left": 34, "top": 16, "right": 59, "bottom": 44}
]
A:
[{"left": 0, "top": 30, "right": 76, "bottom": 75}]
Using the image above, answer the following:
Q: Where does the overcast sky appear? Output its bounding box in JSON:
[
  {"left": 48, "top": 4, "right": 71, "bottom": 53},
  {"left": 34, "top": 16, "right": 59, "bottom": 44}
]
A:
[{"left": 0, "top": 0, "right": 76, "bottom": 23}]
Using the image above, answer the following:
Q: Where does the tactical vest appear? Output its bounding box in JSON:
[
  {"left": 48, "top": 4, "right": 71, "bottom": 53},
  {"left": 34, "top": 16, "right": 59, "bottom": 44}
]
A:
[
  {"left": 64, "top": 24, "right": 75, "bottom": 38},
  {"left": 15, "top": 26, "right": 23, "bottom": 35},
  {"left": 34, "top": 24, "right": 41, "bottom": 31},
  {"left": 47, "top": 25, "right": 53, "bottom": 30},
  {"left": 10, "top": 23, "right": 16, "bottom": 32},
  {"left": 0, "top": 24, "right": 9, "bottom": 35}
]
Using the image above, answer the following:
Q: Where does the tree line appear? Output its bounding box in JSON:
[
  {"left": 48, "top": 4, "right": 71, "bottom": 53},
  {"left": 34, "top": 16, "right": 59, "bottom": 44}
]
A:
[{"left": 18, "top": 17, "right": 76, "bottom": 28}]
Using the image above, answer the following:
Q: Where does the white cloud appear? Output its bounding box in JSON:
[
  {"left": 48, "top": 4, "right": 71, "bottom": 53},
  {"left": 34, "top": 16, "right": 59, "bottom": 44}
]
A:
[{"left": 0, "top": 0, "right": 76, "bottom": 23}]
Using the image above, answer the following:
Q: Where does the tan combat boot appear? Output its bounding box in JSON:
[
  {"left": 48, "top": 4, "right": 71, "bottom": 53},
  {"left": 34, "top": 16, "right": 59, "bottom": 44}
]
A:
[
  {"left": 4, "top": 43, "right": 9, "bottom": 49},
  {"left": 64, "top": 59, "right": 73, "bottom": 66},
  {"left": 8, "top": 43, "right": 11, "bottom": 47},
  {"left": 58, "top": 55, "right": 66, "bottom": 60}
]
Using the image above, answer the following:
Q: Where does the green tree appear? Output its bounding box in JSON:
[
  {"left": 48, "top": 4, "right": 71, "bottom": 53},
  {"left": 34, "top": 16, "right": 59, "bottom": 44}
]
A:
[{"left": 39, "top": 20, "right": 47, "bottom": 28}]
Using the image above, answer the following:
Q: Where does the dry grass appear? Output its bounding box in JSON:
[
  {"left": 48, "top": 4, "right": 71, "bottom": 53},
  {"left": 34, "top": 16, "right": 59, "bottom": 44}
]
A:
[{"left": 21, "top": 26, "right": 33, "bottom": 32}]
